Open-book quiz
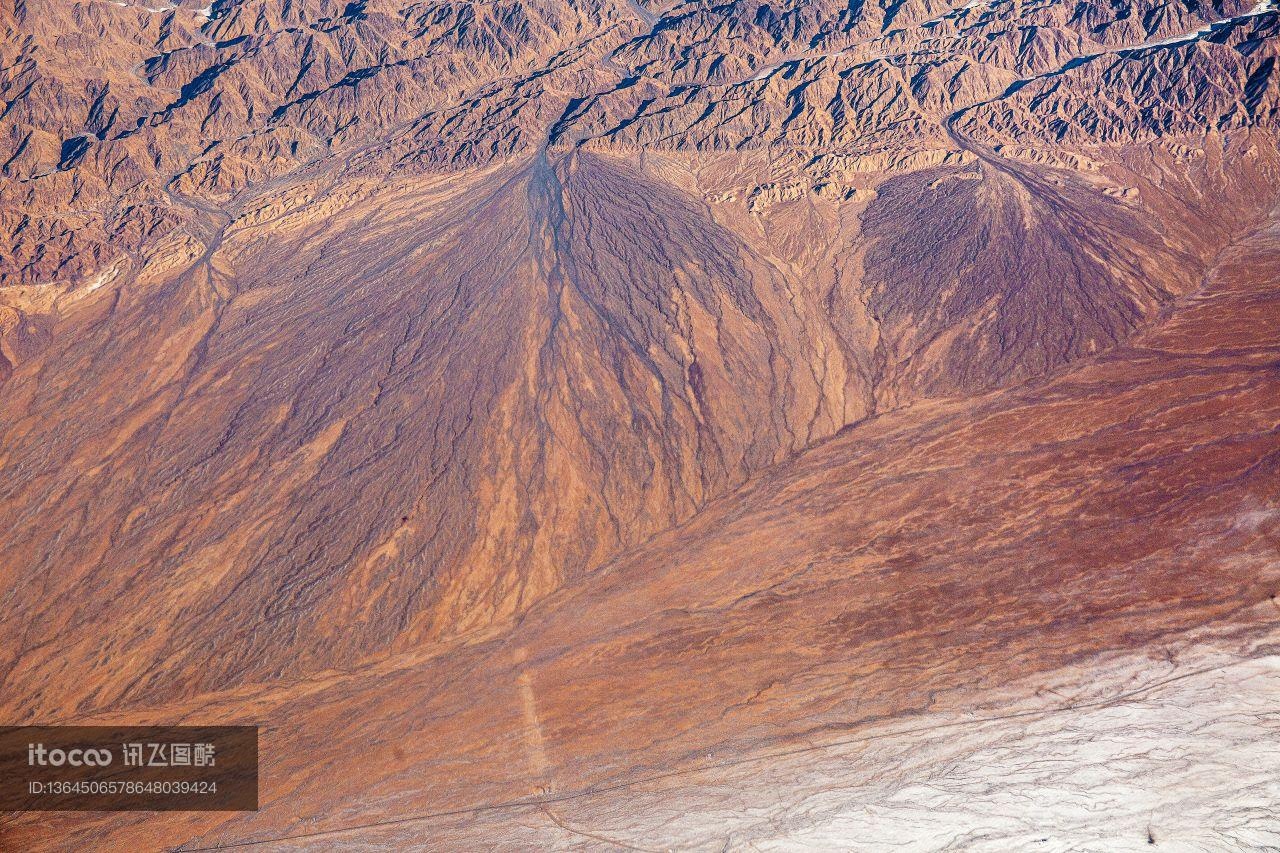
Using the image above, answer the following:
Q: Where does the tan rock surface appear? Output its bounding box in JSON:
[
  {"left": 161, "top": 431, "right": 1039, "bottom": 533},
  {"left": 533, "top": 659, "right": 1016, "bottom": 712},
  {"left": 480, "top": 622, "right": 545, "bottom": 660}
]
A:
[{"left": 1, "top": 0, "right": 1278, "bottom": 846}]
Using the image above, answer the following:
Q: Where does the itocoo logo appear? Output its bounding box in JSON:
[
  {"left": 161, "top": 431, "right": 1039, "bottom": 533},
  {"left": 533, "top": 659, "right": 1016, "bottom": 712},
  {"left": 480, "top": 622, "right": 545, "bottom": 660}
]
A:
[{"left": 27, "top": 743, "right": 113, "bottom": 767}]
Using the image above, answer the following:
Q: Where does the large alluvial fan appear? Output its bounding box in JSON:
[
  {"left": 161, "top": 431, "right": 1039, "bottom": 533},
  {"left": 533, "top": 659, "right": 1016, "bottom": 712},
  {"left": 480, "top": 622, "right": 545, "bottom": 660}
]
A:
[
  {"left": 0, "top": 0, "right": 1277, "bottom": 707},
  {"left": 1, "top": 0, "right": 1279, "bottom": 845}
]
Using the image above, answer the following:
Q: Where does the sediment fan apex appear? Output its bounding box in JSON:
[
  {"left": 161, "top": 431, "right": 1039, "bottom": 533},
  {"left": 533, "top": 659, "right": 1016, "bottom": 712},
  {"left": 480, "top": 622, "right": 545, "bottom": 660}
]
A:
[{"left": 0, "top": 0, "right": 1278, "bottom": 844}]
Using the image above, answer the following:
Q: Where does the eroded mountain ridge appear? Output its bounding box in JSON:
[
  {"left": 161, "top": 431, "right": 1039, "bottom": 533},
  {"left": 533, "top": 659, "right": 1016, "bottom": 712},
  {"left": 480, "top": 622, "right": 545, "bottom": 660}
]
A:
[{"left": 3, "top": 0, "right": 1277, "bottom": 284}]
